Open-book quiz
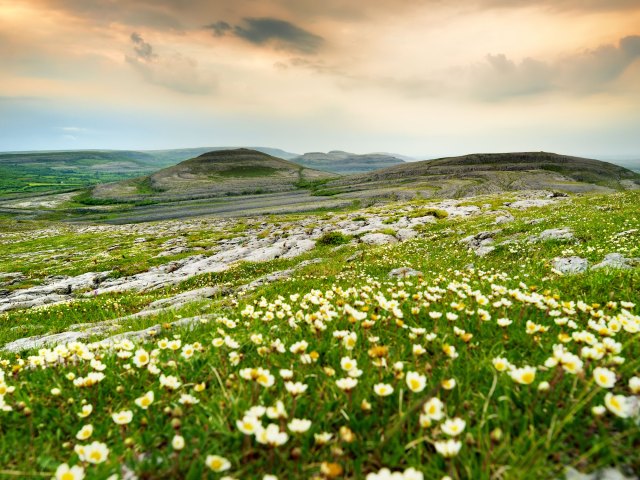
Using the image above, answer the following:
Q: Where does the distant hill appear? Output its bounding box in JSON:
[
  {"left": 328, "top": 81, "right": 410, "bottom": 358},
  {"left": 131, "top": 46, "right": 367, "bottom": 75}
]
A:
[
  {"left": 290, "top": 151, "right": 404, "bottom": 174},
  {"left": 0, "top": 147, "right": 299, "bottom": 197},
  {"left": 92, "top": 148, "right": 334, "bottom": 201},
  {"left": 324, "top": 152, "right": 640, "bottom": 198},
  {"left": 144, "top": 147, "right": 299, "bottom": 163},
  {"left": 0, "top": 150, "right": 175, "bottom": 197}
]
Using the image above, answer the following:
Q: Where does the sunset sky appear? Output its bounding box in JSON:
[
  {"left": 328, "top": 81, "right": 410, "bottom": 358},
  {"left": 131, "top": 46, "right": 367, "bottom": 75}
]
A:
[{"left": 1, "top": 0, "right": 639, "bottom": 157}]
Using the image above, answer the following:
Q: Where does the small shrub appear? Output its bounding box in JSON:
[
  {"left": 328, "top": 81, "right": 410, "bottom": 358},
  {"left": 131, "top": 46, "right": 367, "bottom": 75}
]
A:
[{"left": 316, "top": 231, "right": 352, "bottom": 246}]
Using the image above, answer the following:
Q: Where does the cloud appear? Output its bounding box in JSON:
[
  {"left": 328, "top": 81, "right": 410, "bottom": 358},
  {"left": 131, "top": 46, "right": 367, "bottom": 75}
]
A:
[
  {"left": 468, "top": 35, "right": 640, "bottom": 100},
  {"left": 126, "top": 32, "right": 214, "bottom": 95},
  {"left": 205, "top": 17, "right": 324, "bottom": 54}
]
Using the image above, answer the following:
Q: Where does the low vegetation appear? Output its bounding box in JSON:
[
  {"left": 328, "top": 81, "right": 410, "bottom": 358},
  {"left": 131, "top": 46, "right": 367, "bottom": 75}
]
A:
[{"left": 0, "top": 190, "right": 638, "bottom": 479}]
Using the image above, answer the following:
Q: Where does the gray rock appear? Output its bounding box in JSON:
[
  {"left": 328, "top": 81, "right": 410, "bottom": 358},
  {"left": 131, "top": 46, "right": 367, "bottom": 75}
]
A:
[
  {"left": 507, "top": 199, "right": 558, "bottom": 209},
  {"left": 529, "top": 228, "right": 575, "bottom": 243},
  {"left": 564, "top": 467, "right": 637, "bottom": 480},
  {"left": 388, "top": 267, "right": 423, "bottom": 278},
  {"left": 592, "top": 253, "right": 640, "bottom": 270},
  {"left": 552, "top": 256, "right": 588, "bottom": 274},
  {"left": 360, "top": 233, "right": 398, "bottom": 245},
  {"left": 461, "top": 230, "right": 498, "bottom": 256},
  {"left": 494, "top": 212, "right": 514, "bottom": 225},
  {"left": 395, "top": 228, "right": 418, "bottom": 241}
]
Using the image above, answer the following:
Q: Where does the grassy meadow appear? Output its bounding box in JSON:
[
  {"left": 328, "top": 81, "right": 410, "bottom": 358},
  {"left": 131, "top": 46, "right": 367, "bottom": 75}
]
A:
[{"left": 0, "top": 191, "right": 638, "bottom": 479}]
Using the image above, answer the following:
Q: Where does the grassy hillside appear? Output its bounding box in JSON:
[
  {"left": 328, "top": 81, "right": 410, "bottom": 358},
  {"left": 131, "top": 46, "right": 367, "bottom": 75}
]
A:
[
  {"left": 0, "top": 189, "right": 638, "bottom": 478},
  {"left": 91, "top": 149, "right": 335, "bottom": 202},
  {"left": 291, "top": 150, "right": 405, "bottom": 174},
  {"left": 0, "top": 147, "right": 299, "bottom": 198},
  {"left": 0, "top": 150, "right": 172, "bottom": 197},
  {"left": 324, "top": 152, "right": 640, "bottom": 198}
]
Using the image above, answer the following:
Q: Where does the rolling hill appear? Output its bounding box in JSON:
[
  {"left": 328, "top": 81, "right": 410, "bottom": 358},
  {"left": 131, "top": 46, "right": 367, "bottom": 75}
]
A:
[
  {"left": 0, "top": 147, "right": 299, "bottom": 197},
  {"left": 322, "top": 152, "right": 640, "bottom": 199},
  {"left": 91, "top": 148, "right": 335, "bottom": 202},
  {"left": 290, "top": 150, "right": 404, "bottom": 174}
]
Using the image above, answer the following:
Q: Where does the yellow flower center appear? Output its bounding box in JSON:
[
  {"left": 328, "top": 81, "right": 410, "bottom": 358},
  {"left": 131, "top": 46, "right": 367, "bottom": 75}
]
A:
[
  {"left": 90, "top": 451, "right": 102, "bottom": 462},
  {"left": 521, "top": 371, "right": 534, "bottom": 384},
  {"left": 61, "top": 472, "right": 75, "bottom": 480}
]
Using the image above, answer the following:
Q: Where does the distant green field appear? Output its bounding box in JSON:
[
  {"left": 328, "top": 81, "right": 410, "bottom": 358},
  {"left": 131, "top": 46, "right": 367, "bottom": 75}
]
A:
[{"left": 0, "top": 151, "right": 180, "bottom": 197}]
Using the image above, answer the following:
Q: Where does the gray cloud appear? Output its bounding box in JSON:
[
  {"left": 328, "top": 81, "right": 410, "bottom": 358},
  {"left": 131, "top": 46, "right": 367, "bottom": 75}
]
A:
[
  {"left": 469, "top": 35, "right": 640, "bottom": 100},
  {"left": 126, "top": 33, "right": 214, "bottom": 95},
  {"left": 206, "top": 17, "right": 324, "bottom": 54}
]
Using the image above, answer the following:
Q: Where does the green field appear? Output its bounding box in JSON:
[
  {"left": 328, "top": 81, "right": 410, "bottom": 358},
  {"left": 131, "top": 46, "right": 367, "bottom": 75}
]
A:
[{"left": 0, "top": 190, "right": 638, "bottom": 479}]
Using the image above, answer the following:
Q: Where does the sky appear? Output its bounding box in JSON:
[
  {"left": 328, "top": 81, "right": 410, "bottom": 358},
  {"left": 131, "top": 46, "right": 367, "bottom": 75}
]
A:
[{"left": 1, "top": 0, "right": 640, "bottom": 158}]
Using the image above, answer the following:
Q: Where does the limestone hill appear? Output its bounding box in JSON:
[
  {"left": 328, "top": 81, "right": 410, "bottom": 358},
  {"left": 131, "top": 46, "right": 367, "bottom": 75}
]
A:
[
  {"left": 290, "top": 150, "right": 404, "bottom": 174},
  {"left": 324, "top": 152, "right": 640, "bottom": 199},
  {"left": 92, "top": 149, "right": 335, "bottom": 201}
]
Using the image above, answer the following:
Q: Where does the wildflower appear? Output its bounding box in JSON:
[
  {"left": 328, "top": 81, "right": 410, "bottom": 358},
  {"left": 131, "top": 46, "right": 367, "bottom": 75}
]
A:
[
  {"left": 266, "top": 401, "right": 288, "bottom": 419},
  {"left": 434, "top": 439, "right": 462, "bottom": 457},
  {"left": 75, "top": 424, "right": 93, "bottom": 440},
  {"left": 135, "top": 391, "right": 155, "bottom": 409},
  {"left": 77, "top": 441, "right": 109, "bottom": 464},
  {"left": 160, "top": 374, "right": 182, "bottom": 390},
  {"left": 538, "top": 381, "right": 550, "bottom": 391},
  {"left": 237, "top": 415, "right": 262, "bottom": 435},
  {"left": 206, "top": 455, "right": 231, "bottom": 472},
  {"left": 509, "top": 366, "right": 536, "bottom": 385},
  {"left": 423, "top": 397, "right": 444, "bottom": 421},
  {"left": 256, "top": 424, "right": 289, "bottom": 446},
  {"left": 630, "top": 376, "right": 640, "bottom": 394},
  {"left": 284, "top": 381, "right": 308, "bottom": 396},
  {"left": 77, "top": 404, "right": 93, "bottom": 418},
  {"left": 194, "top": 382, "right": 206, "bottom": 392},
  {"left": 373, "top": 383, "right": 394, "bottom": 396},
  {"left": 593, "top": 367, "right": 616, "bottom": 389},
  {"left": 51, "top": 388, "right": 61, "bottom": 396},
  {"left": 54, "top": 464, "right": 84, "bottom": 480},
  {"left": 314, "top": 432, "right": 333, "bottom": 445},
  {"left": 497, "top": 318, "right": 512, "bottom": 327},
  {"left": 279, "top": 369, "right": 294, "bottom": 379},
  {"left": 112, "top": 410, "right": 133, "bottom": 425},
  {"left": 592, "top": 405, "right": 606, "bottom": 416},
  {"left": 179, "top": 394, "right": 200, "bottom": 405},
  {"left": 406, "top": 371, "right": 426, "bottom": 392},
  {"left": 441, "top": 378, "right": 456, "bottom": 390},
  {"left": 441, "top": 418, "right": 466, "bottom": 436},
  {"left": 172, "top": 435, "right": 185, "bottom": 450},
  {"left": 336, "top": 377, "right": 358, "bottom": 391},
  {"left": 288, "top": 418, "right": 312, "bottom": 433},
  {"left": 340, "top": 357, "right": 357, "bottom": 372},
  {"left": 492, "top": 357, "right": 510, "bottom": 372},
  {"left": 604, "top": 392, "right": 632, "bottom": 418},
  {"left": 132, "top": 349, "right": 150, "bottom": 367}
]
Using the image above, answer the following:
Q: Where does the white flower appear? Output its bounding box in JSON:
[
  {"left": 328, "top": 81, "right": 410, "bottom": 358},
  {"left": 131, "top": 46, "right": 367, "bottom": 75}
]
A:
[
  {"left": 288, "top": 418, "right": 312, "bottom": 433},
  {"left": 605, "top": 392, "right": 633, "bottom": 418},
  {"left": 593, "top": 367, "right": 616, "bottom": 389},
  {"left": 205, "top": 455, "right": 231, "bottom": 472},
  {"left": 509, "top": 366, "right": 536, "bottom": 385},
  {"left": 406, "top": 371, "right": 426, "bottom": 392},
  {"left": 160, "top": 374, "right": 182, "bottom": 390},
  {"left": 256, "top": 423, "right": 289, "bottom": 446},
  {"left": 423, "top": 397, "right": 444, "bottom": 421},
  {"left": 135, "top": 391, "right": 155, "bottom": 409},
  {"left": 112, "top": 410, "right": 133, "bottom": 425},
  {"left": 441, "top": 417, "right": 466, "bottom": 436},
  {"left": 373, "top": 383, "right": 394, "bottom": 396},
  {"left": 237, "top": 415, "right": 262, "bottom": 435},
  {"left": 336, "top": 377, "right": 358, "bottom": 391},
  {"left": 434, "top": 439, "right": 462, "bottom": 457},
  {"left": 172, "top": 435, "right": 185, "bottom": 450},
  {"left": 179, "top": 393, "right": 200, "bottom": 405},
  {"left": 75, "top": 424, "right": 93, "bottom": 440},
  {"left": 54, "top": 463, "right": 85, "bottom": 480},
  {"left": 132, "top": 349, "right": 150, "bottom": 367},
  {"left": 284, "top": 381, "right": 308, "bottom": 395},
  {"left": 340, "top": 357, "right": 357, "bottom": 372},
  {"left": 77, "top": 441, "right": 109, "bottom": 464}
]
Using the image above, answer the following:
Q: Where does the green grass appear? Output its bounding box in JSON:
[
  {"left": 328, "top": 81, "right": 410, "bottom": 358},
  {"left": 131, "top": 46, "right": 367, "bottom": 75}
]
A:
[{"left": 0, "top": 191, "right": 638, "bottom": 479}]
